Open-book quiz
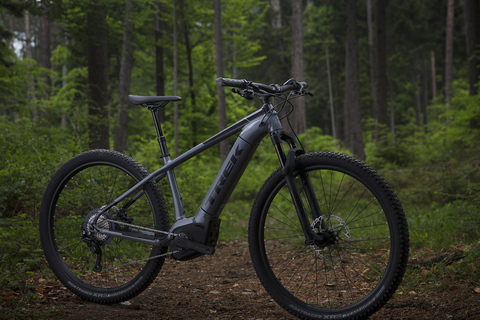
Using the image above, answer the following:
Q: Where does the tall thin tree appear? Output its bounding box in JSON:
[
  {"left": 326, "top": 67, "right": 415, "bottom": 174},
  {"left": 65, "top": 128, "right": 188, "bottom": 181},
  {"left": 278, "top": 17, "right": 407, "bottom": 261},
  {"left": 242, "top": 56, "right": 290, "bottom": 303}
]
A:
[
  {"left": 40, "top": 0, "right": 51, "bottom": 101},
  {"left": 270, "top": 0, "right": 284, "bottom": 65},
  {"left": 463, "top": 0, "right": 479, "bottom": 96},
  {"left": 444, "top": 0, "right": 455, "bottom": 104},
  {"left": 87, "top": 4, "right": 110, "bottom": 149},
  {"left": 155, "top": 1, "right": 166, "bottom": 122},
  {"left": 291, "top": 0, "right": 306, "bottom": 134},
  {"left": 325, "top": 45, "right": 336, "bottom": 140},
  {"left": 367, "top": 0, "right": 375, "bottom": 123},
  {"left": 114, "top": 0, "right": 136, "bottom": 152},
  {"left": 214, "top": 0, "right": 228, "bottom": 163},
  {"left": 25, "top": 9, "right": 36, "bottom": 118},
  {"left": 373, "top": 0, "right": 388, "bottom": 139},
  {"left": 431, "top": 51, "right": 437, "bottom": 101},
  {"left": 344, "top": 0, "right": 365, "bottom": 160},
  {"left": 173, "top": 0, "right": 179, "bottom": 157}
]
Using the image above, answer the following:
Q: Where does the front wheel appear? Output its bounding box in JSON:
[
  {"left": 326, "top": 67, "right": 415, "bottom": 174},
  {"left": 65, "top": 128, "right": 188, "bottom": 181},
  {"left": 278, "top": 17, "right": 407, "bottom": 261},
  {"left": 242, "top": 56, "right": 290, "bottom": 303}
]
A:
[
  {"left": 248, "top": 152, "right": 409, "bottom": 320},
  {"left": 39, "top": 150, "right": 169, "bottom": 304}
]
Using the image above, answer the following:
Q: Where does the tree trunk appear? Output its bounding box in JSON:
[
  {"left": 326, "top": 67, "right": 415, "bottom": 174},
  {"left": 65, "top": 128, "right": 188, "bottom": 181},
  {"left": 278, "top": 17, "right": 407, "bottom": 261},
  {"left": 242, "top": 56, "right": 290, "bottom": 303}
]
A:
[
  {"left": 389, "top": 78, "right": 395, "bottom": 144},
  {"left": 214, "top": 0, "right": 228, "bottom": 163},
  {"left": 463, "top": 0, "right": 479, "bottom": 96},
  {"left": 444, "top": 0, "right": 455, "bottom": 104},
  {"left": 87, "top": 5, "right": 110, "bottom": 150},
  {"left": 422, "top": 55, "right": 429, "bottom": 133},
  {"left": 173, "top": 0, "right": 179, "bottom": 157},
  {"left": 344, "top": 0, "right": 365, "bottom": 160},
  {"left": 114, "top": 0, "right": 135, "bottom": 153},
  {"left": 270, "top": 0, "right": 281, "bottom": 29},
  {"left": 373, "top": 0, "right": 388, "bottom": 138},
  {"left": 431, "top": 50, "right": 436, "bottom": 101},
  {"left": 326, "top": 45, "right": 336, "bottom": 140},
  {"left": 291, "top": 0, "right": 306, "bottom": 134},
  {"left": 270, "top": 0, "right": 285, "bottom": 65},
  {"left": 155, "top": 1, "right": 166, "bottom": 122},
  {"left": 414, "top": 58, "right": 422, "bottom": 129},
  {"left": 180, "top": 3, "right": 197, "bottom": 147},
  {"left": 40, "top": 0, "right": 51, "bottom": 100},
  {"left": 367, "top": 0, "right": 375, "bottom": 125},
  {"left": 25, "top": 9, "right": 36, "bottom": 118},
  {"left": 61, "top": 38, "right": 68, "bottom": 129}
]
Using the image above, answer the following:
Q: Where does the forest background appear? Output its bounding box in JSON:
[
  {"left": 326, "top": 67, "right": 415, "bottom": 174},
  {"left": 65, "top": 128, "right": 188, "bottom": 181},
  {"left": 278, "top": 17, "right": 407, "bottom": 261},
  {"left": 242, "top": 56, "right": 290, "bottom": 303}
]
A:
[{"left": 0, "top": 0, "right": 480, "bottom": 316}]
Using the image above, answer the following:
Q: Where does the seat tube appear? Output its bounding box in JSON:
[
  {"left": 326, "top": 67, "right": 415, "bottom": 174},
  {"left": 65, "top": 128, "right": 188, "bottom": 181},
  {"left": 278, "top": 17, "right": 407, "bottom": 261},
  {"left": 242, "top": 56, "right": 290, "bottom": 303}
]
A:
[{"left": 150, "top": 108, "right": 186, "bottom": 220}]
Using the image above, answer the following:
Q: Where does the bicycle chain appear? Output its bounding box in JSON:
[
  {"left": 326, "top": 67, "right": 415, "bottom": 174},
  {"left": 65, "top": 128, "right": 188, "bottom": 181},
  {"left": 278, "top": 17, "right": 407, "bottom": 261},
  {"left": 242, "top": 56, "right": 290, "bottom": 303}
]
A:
[
  {"left": 105, "top": 219, "right": 180, "bottom": 237},
  {"left": 97, "top": 219, "right": 181, "bottom": 271}
]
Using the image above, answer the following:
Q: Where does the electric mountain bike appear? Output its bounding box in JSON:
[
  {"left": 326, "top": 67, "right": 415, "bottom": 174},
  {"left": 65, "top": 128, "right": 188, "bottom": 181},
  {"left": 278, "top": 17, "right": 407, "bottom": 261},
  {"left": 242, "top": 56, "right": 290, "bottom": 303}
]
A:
[{"left": 39, "top": 77, "right": 409, "bottom": 320}]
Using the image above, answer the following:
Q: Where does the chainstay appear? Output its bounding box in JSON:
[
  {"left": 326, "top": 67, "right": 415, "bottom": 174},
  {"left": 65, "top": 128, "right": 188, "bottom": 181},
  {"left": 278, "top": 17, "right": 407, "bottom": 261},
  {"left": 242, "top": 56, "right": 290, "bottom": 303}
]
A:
[
  {"left": 99, "top": 219, "right": 179, "bottom": 272},
  {"left": 105, "top": 219, "right": 179, "bottom": 237}
]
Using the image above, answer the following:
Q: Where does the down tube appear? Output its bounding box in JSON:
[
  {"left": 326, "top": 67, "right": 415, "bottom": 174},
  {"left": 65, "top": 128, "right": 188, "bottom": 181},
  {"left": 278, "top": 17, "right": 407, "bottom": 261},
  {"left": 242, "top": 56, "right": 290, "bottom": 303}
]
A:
[{"left": 196, "top": 119, "right": 271, "bottom": 224}]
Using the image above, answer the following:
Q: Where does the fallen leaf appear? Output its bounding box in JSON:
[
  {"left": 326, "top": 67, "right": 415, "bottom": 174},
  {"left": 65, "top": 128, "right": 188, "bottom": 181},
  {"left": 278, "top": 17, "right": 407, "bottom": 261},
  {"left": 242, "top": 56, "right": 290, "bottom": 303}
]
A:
[{"left": 424, "top": 247, "right": 433, "bottom": 254}]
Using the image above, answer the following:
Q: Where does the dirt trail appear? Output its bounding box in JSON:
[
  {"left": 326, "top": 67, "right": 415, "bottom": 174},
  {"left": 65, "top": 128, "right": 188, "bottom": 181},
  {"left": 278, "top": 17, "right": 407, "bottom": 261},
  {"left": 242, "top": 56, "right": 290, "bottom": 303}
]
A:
[{"left": 13, "top": 241, "right": 480, "bottom": 320}]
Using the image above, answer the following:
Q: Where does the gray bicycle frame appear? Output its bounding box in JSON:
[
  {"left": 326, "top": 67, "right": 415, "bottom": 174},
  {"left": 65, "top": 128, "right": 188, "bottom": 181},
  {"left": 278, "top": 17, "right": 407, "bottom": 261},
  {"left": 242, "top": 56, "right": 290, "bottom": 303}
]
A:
[{"left": 94, "top": 101, "right": 284, "bottom": 239}]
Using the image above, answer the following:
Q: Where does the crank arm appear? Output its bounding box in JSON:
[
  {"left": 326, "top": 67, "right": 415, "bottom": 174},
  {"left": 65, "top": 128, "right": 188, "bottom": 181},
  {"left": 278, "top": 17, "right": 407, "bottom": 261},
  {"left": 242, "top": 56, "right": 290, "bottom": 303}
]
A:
[{"left": 173, "top": 237, "right": 215, "bottom": 255}]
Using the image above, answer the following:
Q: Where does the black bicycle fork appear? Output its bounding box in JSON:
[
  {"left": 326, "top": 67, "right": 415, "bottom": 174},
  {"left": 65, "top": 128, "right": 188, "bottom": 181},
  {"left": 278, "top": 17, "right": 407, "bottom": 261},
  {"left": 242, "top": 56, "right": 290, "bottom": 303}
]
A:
[{"left": 270, "top": 129, "right": 327, "bottom": 246}]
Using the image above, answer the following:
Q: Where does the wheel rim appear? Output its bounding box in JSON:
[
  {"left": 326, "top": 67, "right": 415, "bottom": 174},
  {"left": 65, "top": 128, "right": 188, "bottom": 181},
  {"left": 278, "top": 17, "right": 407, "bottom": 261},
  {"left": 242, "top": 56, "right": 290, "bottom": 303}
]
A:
[
  {"left": 48, "top": 162, "right": 160, "bottom": 290},
  {"left": 260, "top": 165, "right": 395, "bottom": 310}
]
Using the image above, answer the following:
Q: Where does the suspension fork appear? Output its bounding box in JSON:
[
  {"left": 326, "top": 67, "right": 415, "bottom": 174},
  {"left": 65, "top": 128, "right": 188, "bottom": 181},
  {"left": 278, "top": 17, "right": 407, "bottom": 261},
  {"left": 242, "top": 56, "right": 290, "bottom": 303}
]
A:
[{"left": 270, "top": 131, "right": 325, "bottom": 245}]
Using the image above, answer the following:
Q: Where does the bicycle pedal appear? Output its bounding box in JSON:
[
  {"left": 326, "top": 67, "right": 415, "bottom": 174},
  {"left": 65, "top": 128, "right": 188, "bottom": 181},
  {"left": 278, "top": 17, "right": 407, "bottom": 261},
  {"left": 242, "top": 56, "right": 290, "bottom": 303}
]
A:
[{"left": 173, "top": 237, "right": 215, "bottom": 255}]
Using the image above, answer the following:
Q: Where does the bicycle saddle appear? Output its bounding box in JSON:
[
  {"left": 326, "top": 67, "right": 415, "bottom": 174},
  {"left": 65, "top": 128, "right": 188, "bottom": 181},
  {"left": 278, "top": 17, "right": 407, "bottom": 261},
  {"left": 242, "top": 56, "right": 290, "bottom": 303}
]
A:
[{"left": 128, "top": 95, "right": 182, "bottom": 105}]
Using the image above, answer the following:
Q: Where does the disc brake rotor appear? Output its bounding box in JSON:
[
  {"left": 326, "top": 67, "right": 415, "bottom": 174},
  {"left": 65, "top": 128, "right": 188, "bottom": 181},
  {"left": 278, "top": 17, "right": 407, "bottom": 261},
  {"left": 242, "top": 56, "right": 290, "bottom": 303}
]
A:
[{"left": 310, "top": 215, "right": 351, "bottom": 261}]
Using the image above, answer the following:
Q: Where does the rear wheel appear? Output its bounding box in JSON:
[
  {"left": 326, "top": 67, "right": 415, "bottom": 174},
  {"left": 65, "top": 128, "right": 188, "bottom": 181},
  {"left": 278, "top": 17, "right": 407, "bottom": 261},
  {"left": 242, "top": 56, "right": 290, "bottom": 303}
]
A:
[
  {"left": 39, "top": 150, "right": 169, "bottom": 304},
  {"left": 248, "top": 152, "right": 409, "bottom": 319}
]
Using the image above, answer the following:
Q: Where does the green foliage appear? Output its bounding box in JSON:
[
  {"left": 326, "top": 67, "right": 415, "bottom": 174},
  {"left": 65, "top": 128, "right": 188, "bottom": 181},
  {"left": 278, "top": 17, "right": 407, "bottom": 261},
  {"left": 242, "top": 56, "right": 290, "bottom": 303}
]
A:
[
  {"left": 1, "top": 2, "right": 480, "bottom": 305},
  {"left": 298, "top": 127, "right": 345, "bottom": 153},
  {"left": 222, "top": 0, "right": 268, "bottom": 71},
  {"left": 0, "top": 118, "right": 83, "bottom": 217},
  {"left": 0, "top": 214, "right": 44, "bottom": 289}
]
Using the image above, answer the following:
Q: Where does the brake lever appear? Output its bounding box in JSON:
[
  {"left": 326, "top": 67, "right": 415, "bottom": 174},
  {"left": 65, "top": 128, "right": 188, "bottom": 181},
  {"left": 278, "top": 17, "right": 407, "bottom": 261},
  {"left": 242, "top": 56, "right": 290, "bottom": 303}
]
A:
[
  {"left": 283, "top": 78, "right": 296, "bottom": 86},
  {"left": 241, "top": 89, "right": 255, "bottom": 100},
  {"left": 292, "top": 88, "right": 313, "bottom": 97}
]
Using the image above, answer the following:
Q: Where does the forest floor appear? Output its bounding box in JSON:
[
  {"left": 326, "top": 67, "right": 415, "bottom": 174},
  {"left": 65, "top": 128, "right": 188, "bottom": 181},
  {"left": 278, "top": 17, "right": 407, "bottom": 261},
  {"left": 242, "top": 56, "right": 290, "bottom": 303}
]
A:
[{"left": 2, "top": 241, "right": 480, "bottom": 320}]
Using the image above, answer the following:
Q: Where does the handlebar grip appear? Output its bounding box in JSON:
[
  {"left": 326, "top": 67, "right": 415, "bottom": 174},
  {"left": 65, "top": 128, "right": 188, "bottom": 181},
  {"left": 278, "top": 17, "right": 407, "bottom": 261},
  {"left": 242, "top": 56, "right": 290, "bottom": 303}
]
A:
[
  {"left": 277, "top": 81, "right": 308, "bottom": 93},
  {"left": 216, "top": 77, "right": 248, "bottom": 88},
  {"left": 298, "top": 82, "right": 308, "bottom": 89}
]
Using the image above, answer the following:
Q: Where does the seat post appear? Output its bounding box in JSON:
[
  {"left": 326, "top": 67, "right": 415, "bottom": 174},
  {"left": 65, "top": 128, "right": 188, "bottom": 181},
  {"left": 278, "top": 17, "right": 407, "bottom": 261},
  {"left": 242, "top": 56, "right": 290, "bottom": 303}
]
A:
[
  {"left": 149, "top": 106, "right": 170, "bottom": 163},
  {"left": 148, "top": 105, "right": 186, "bottom": 220}
]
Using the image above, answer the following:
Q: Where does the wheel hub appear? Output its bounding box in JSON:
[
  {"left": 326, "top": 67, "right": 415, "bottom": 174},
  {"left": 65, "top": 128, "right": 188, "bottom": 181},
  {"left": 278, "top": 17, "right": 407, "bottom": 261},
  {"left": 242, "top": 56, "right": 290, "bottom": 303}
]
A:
[
  {"left": 83, "top": 208, "right": 113, "bottom": 245},
  {"left": 310, "top": 215, "right": 351, "bottom": 261}
]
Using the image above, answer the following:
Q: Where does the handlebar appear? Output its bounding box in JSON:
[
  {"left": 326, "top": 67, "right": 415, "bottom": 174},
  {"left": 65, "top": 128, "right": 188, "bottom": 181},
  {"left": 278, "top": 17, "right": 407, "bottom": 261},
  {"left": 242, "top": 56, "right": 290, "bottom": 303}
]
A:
[{"left": 216, "top": 77, "right": 308, "bottom": 95}]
